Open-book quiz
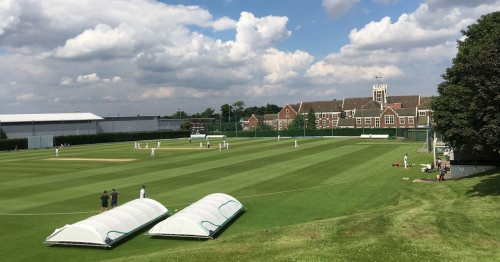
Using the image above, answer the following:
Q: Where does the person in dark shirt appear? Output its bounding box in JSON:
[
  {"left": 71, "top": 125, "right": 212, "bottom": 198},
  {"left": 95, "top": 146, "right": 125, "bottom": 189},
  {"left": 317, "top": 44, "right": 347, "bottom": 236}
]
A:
[
  {"left": 110, "top": 189, "right": 119, "bottom": 208},
  {"left": 100, "top": 190, "right": 109, "bottom": 212}
]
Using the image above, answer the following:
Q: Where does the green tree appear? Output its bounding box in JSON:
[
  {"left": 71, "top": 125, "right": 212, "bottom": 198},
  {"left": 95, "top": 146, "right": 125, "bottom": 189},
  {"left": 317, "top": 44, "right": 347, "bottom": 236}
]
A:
[
  {"left": 232, "top": 101, "right": 245, "bottom": 116},
  {"left": 180, "top": 121, "right": 191, "bottom": 131},
  {"left": 0, "top": 127, "right": 7, "bottom": 139},
  {"left": 200, "top": 108, "right": 215, "bottom": 118},
  {"left": 430, "top": 12, "right": 500, "bottom": 155},
  {"left": 172, "top": 110, "right": 189, "bottom": 119},
  {"left": 220, "top": 104, "right": 231, "bottom": 118},
  {"left": 287, "top": 114, "right": 305, "bottom": 130},
  {"left": 307, "top": 109, "right": 317, "bottom": 130}
]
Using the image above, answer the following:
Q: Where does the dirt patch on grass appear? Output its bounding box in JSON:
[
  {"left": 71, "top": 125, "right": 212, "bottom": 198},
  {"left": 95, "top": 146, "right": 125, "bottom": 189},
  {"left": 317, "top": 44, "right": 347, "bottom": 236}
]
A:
[{"left": 46, "top": 158, "right": 137, "bottom": 162}]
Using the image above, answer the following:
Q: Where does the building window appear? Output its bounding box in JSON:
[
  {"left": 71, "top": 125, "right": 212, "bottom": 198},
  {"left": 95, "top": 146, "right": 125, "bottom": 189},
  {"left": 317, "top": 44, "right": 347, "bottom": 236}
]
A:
[
  {"left": 332, "top": 113, "right": 338, "bottom": 118},
  {"left": 332, "top": 120, "right": 338, "bottom": 126},
  {"left": 286, "top": 114, "right": 290, "bottom": 120},
  {"left": 419, "top": 111, "right": 426, "bottom": 116},
  {"left": 315, "top": 120, "right": 319, "bottom": 125},
  {"left": 286, "top": 109, "right": 289, "bottom": 113},
  {"left": 385, "top": 115, "right": 394, "bottom": 124},
  {"left": 399, "top": 117, "right": 405, "bottom": 124},
  {"left": 375, "top": 118, "right": 380, "bottom": 127},
  {"left": 376, "top": 90, "right": 382, "bottom": 103},
  {"left": 365, "top": 118, "right": 371, "bottom": 124},
  {"left": 322, "top": 120, "right": 326, "bottom": 125},
  {"left": 315, "top": 113, "right": 319, "bottom": 118},
  {"left": 356, "top": 118, "right": 361, "bottom": 124},
  {"left": 322, "top": 113, "right": 326, "bottom": 118},
  {"left": 409, "top": 117, "right": 414, "bottom": 124}
]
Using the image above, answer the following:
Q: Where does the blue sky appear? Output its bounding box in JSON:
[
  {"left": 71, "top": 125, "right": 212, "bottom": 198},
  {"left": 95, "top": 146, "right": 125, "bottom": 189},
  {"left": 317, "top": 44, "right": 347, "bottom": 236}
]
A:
[
  {"left": 0, "top": 0, "right": 498, "bottom": 115},
  {"left": 173, "top": 0, "right": 422, "bottom": 57}
]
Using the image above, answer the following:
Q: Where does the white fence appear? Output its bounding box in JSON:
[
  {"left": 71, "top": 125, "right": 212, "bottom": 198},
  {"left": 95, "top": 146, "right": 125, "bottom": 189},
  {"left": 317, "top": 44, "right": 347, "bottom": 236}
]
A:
[{"left": 360, "top": 134, "right": 389, "bottom": 139}]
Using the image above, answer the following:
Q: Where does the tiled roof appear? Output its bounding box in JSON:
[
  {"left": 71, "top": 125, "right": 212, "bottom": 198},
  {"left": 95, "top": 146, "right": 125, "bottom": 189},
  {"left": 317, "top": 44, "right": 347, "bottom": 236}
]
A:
[
  {"left": 394, "top": 108, "right": 416, "bottom": 116},
  {"left": 337, "top": 118, "right": 356, "bottom": 127},
  {"left": 289, "top": 103, "right": 300, "bottom": 112},
  {"left": 264, "top": 114, "right": 277, "bottom": 120},
  {"left": 241, "top": 117, "right": 250, "bottom": 121},
  {"left": 342, "top": 97, "right": 372, "bottom": 110},
  {"left": 361, "top": 100, "right": 381, "bottom": 110},
  {"left": 354, "top": 109, "right": 382, "bottom": 117},
  {"left": 387, "top": 95, "right": 420, "bottom": 108},
  {"left": 418, "top": 96, "right": 433, "bottom": 109},
  {"left": 299, "top": 100, "right": 343, "bottom": 113}
]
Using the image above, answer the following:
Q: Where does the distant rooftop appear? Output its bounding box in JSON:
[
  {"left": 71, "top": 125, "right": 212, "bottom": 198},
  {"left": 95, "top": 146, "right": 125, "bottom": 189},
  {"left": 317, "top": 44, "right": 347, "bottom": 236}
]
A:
[{"left": 0, "top": 113, "right": 103, "bottom": 123}]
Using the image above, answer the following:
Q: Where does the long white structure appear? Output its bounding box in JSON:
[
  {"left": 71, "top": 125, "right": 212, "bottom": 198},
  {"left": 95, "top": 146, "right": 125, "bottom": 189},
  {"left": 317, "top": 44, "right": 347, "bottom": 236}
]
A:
[
  {"left": 147, "top": 193, "right": 244, "bottom": 239},
  {"left": 44, "top": 198, "right": 168, "bottom": 247}
]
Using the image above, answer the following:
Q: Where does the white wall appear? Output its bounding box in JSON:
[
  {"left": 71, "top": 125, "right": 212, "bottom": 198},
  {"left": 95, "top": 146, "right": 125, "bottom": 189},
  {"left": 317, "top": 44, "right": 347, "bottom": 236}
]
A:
[{"left": 450, "top": 165, "right": 496, "bottom": 179}]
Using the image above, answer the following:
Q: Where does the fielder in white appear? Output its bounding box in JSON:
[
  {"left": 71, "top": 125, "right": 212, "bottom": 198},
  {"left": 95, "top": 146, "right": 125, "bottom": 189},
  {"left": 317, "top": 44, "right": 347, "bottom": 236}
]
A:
[
  {"left": 226, "top": 141, "right": 229, "bottom": 150},
  {"left": 404, "top": 154, "right": 408, "bottom": 169},
  {"left": 151, "top": 147, "right": 155, "bottom": 156},
  {"left": 219, "top": 142, "right": 222, "bottom": 151},
  {"left": 145, "top": 143, "right": 149, "bottom": 149},
  {"left": 199, "top": 142, "right": 203, "bottom": 149},
  {"left": 138, "top": 142, "right": 141, "bottom": 149},
  {"left": 223, "top": 140, "right": 226, "bottom": 147},
  {"left": 157, "top": 141, "right": 161, "bottom": 148},
  {"left": 55, "top": 147, "right": 59, "bottom": 157},
  {"left": 295, "top": 140, "right": 298, "bottom": 148},
  {"left": 134, "top": 141, "right": 137, "bottom": 149},
  {"left": 278, "top": 135, "right": 280, "bottom": 141}
]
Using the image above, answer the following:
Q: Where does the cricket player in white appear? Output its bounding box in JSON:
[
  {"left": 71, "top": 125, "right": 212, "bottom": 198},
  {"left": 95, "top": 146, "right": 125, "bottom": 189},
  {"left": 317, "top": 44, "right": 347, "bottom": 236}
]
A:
[
  {"left": 157, "top": 141, "right": 161, "bottom": 148},
  {"left": 145, "top": 143, "right": 148, "bottom": 149},
  {"left": 56, "top": 147, "right": 58, "bottom": 157},
  {"left": 134, "top": 141, "right": 137, "bottom": 149},
  {"left": 226, "top": 142, "right": 229, "bottom": 150},
  {"left": 219, "top": 142, "right": 222, "bottom": 151},
  {"left": 151, "top": 147, "right": 155, "bottom": 156},
  {"left": 199, "top": 142, "right": 203, "bottom": 149},
  {"left": 404, "top": 154, "right": 408, "bottom": 169},
  {"left": 140, "top": 186, "right": 146, "bottom": 199},
  {"left": 223, "top": 141, "right": 226, "bottom": 147},
  {"left": 295, "top": 140, "right": 298, "bottom": 148},
  {"left": 278, "top": 135, "right": 280, "bottom": 141},
  {"left": 138, "top": 142, "right": 141, "bottom": 149}
]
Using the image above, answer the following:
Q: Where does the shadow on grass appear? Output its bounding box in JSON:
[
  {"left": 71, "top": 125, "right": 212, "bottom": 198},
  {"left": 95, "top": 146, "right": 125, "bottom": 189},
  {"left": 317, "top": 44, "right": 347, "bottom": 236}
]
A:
[{"left": 463, "top": 168, "right": 500, "bottom": 197}]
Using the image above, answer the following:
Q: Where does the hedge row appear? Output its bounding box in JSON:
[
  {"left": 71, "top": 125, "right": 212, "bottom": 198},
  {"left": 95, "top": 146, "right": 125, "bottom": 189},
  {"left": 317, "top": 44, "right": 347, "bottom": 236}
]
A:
[{"left": 0, "top": 131, "right": 190, "bottom": 151}]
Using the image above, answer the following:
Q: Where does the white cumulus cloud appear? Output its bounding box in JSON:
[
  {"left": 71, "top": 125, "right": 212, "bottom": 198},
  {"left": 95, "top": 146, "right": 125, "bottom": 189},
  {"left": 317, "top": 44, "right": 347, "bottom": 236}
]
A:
[
  {"left": 77, "top": 73, "right": 100, "bottom": 83},
  {"left": 322, "top": 0, "right": 360, "bottom": 18}
]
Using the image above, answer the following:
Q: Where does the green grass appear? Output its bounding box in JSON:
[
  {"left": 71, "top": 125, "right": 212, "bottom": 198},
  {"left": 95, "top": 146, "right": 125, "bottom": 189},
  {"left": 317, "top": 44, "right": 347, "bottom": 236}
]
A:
[{"left": 0, "top": 138, "right": 498, "bottom": 261}]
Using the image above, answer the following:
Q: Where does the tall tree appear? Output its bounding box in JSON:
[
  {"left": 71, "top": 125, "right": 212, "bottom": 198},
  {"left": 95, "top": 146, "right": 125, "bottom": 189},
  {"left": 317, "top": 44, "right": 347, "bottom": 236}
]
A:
[
  {"left": 287, "top": 114, "right": 305, "bottom": 130},
  {"left": 201, "top": 108, "right": 215, "bottom": 118},
  {"left": 0, "top": 128, "right": 7, "bottom": 139},
  {"left": 232, "top": 101, "right": 246, "bottom": 116},
  {"left": 220, "top": 104, "right": 231, "bottom": 118},
  {"left": 431, "top": 12, "right": 500, "bottom": 155},
  {"left": 307, "top": 109, "right": 317, "bottom": 130},
  {"left": 265, "top": 103, "right": 282, "bottom": 114},
  {"left": 171, "top": 111, "right": 189, "bottom": 119}
]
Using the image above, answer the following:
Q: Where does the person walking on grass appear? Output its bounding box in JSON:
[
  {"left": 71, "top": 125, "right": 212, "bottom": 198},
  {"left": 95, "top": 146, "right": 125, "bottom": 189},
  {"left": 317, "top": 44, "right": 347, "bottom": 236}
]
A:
[
  {"left": 110, "top": 189, "right": 119, "bottom": 208},
  {"left": 101, "top": 190, "right": 109, "bottom": 212},
  {"left": 151, "top": 147, "right": 155, "bottom": 156}
]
